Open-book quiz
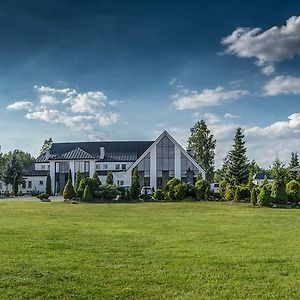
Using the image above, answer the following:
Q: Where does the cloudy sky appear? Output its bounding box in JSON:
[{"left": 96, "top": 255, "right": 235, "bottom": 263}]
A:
[{"left": 1, "top": 0, "right": 300, "bottom": 167}]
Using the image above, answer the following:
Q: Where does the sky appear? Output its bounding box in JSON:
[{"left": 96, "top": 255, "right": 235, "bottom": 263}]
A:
[{"left": 0, "top": 0, "right": 300, "bottom": 168}]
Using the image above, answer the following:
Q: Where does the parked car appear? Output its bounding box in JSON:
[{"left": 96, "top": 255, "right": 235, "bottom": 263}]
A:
[
  {"left": 140, "top": 186, "right": 154, "bottom": 196},
  {"left": 210, "top": 183, "right": 219, "bottom": 194}
]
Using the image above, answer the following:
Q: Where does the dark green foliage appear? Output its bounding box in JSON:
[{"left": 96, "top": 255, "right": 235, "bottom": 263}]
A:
[
  {"left": 289, "top": 152, "right": 299, "bottom": 179},
  {"left": 262, "top": 177, "right": 269, "bottom": 186},
  {"left": 40, "top": 138, "right": 53, "bottom": 155},
  {"left": 1, "top": 152, "right": 24, "bottom": 185},
  {"left": 82, "top": 185, "right": 93, "bottom": 202},
  {"left": 219, "top": 179, "right": 227, "bottom": 199},
  {"left": 106, "top": 171, "right": 114, "bottom": 185},
  {"left": 234, "top": 185, "right": 250, "bottom": 202},
  {"left": 248, "top": 160, "right": 261, "bottom": 176},
  {"left": 63, "top": 179, "right": 76, "bottom": 200},
  {"left": 174, "top": 183, "right": 187, "bottom": 200},
  {"left": 46, "top": 174, "right": 52, "bottom": 196},
  {"left": 204, "top": 187, "right": 211, "bottom": 201},
  {"left": 226, "top": 128, "right": 249, "bottom": 184},
  {"left": 130, "top": 168, "right": 140, "bottom": 199},
  {"left": 185, "top": 183, "right": 195, "bottom": 197},
  {"left": 153, "top": 189, "right": 165, "bottom": 200},
  {"left": 117, "top": 187, "right": 126, "bottom": 200},
  {"left": 37, "top": 193, "right": 50, "bottom": 201},
  {"left": 93, "top": 171, "right": 101, "bottom": 186},
  {"left": 188, "top": 120, "right": 216, "bottom": 182},
  {"left": 257, "top": 185, "right": 271, "bottom": 206},
  {"left": 225, "top": 184, "right": 235, "bottom": 201},
  {"left": 247, "top": 172, "right": 254, "bottom": 191},
  {"left": 166, "top": 177, "right": 181, "bottom": 200},
  {"left": 68, "top": 169, "right": 72, "bottom": 183},
  {"left": 270, "top": 158, "right": 288, "bottom": 203},
  {"left": 250, "top": 187, "right": 258, "bottom": 205},
  {"left": 12, "top": 175, "right": 18, "bottom": 196},
  {"left": 77, "top": 177, "right": 100, "bottom": 198},
  {"left": 286, "top": 180, "right": 300, "bottom": 204},
  {"left": 194, "top": 179, "right": 209, "bottom": 200},
  {"left": 94, "top": 184, "right": 119, "bottom": 201},
  {"left": 74, "top": 171, "right": 82, "bottom": 197},
  {"left": 141, "top": 188, "right": 150, "bottom": 201}
]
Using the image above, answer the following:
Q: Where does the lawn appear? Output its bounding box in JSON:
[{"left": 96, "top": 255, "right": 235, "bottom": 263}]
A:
[{"left": 0, "top": 200, "right": 300, "bottom": 299}]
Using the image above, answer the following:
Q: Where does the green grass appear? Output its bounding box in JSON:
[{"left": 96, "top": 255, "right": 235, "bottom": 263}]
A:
[{"left": 1, "top": 200, "right": 300, "bottom": 299}]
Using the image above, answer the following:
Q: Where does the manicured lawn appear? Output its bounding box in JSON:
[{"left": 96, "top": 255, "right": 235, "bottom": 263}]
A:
[{"left": 0, "top": 200, "right": 300, "bottom": 299}]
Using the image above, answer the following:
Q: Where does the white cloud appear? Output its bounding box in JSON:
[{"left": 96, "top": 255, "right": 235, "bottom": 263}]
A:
[
  {"left": 62, "top": 91, "right": 107, "bottom": 113},
  {"left": 224, "top": 113, "right": 239, "bottom": 119},
  {"left": 39, "top": 94, "right": 59, "bottom": 105},
  {"left": 203, "top": 113, "right": 221, "bottom": 124},
  {"left": 263, "top": 75, "right": 300, "bottom": 96},
  {"left": 222, "top": 16, "right": 300, "bottom": 74},
  {"left": 173, "top": 86, "right": 248, "bottom": 110},
  {"left": 7, "top": 101, "right": 33, "bottom": 111}
]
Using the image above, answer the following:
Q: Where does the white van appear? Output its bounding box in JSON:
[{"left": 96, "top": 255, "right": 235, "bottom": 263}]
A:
[{"left": 210, "top": 183, "right": 219, "bottom": 194}]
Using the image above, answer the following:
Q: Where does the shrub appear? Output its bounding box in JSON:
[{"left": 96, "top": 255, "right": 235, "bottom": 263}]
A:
[
  {"left": 93, "top": 171, "right": 101, "bottom": 186},
  {"left": 194, "top": 179, "right": 209, "bottom": 200},
  {"left": 204, "top": 186, "right": 211, "bottom": 201},
  {"left": 219, "top": 179, "right": 227, "bottom": 199},
  {"left": 166, "top": 178, "right": 181, "bottom": 200},
  {"left": 271, "top": 180, "right": 287, "bottom": 204},
  {"left": 37, "top": 193, "right": 50, "bottom": 202},
  {"left": 185, "top": 183, "right": 195, "bottom": 197},
  {"left": 117, "top": 187, "right": 126, "bottom": 200},
  {"left": 12, "top": 175, "right": 18, "bottom": 197},
  {"left": 257, "top": 185, "right": 271, "bottom": 206},
  {"left": 63, "top": 179, "right": 76, "bottom": 200},
  {"left": 225, "top": 184, "right": 235, "bottom": 201},
  {"left": 153, "top": 189, "right": 165, "bottom": 201},
  {"left": 94, "top": 184, "right": 119, "bottom": 201},
  {"left": 250, "top": 187, "right": 258, "bottom": 206},
  {"left": 74, "top": 171, "right": 82, "bottom": 197},
  {"left": 82, "top": 185, "right": 93, "bottom": 202},
  {"left": 77, "top": 177, "right": 100, "bottom": 198},
  {"left": 46, "top": 174, "right": 52, "bottom": 196},
  {"left": 174, "top": 183, "right": 187, "bottom": 200},
  {"left": 234, "top": 185, "right": 250, "bottom": 202},
  {"left": 286, "top": 180, "right": 300, "bottom": 204},
  {"left": 130, "top": 168, "right": 140, "bottom": 199}
]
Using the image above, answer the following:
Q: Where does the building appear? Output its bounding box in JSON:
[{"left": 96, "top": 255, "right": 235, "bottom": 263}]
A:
[
  {"left": 1, "top": 131, "right": 205, "bottom": 194},
  {"left": 252, "top": 172, "right": 274, "bottom": 186}
]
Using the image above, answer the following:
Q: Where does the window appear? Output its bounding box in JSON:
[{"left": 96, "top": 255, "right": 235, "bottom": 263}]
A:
[
  {"left": 41, "top": 165, "right": 46, "bottom": 170},
  {"left": 28, "top": 181, "right": 32, "bottom": 188},
  {"left": 58, "top": 162, "right": 70, "bottom": 173},
  {"left": 103, "top": 164, "right": 108, "bottom": 170},
  {"left": 47, "top": 165, "right": 50, "bottom": 170},
  {"left": 84, "top": 161, "right": 90, "bottom": 173},
  {"left": 95, "top": 163, "right": 101, "bottom": 170},
  {"left": 39, "top": 181, "right": 43, "bottom": 186},
  {"left": 116, "top": 164, "right": 120, "bottom": 170},
  {"left": 22, "top": 182, "right": 26, "bottom": 189},
  {"left": 117, "top": 180, "right": 124, "bottom": 186},
  {"left": 137, "top": 153, "right": 150, "bottom": 187},
  {"left": 122, "top": 164, "right": 126, "bottom": 170},
  {"left": 181, "top": 152, "right": 199, "bottom": 184}
]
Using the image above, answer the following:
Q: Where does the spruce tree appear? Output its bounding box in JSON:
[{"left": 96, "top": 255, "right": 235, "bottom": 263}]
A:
[
  {"left": 46, "top": 174, "right": 52, "bottom": 195},
  {"left": 226, "top": 127, "right": 249, "bottom": 184},
  {"left": 188, "top": 120, "right": 216, "bottom": 182},
  {"left": 82, "top": 185, "right": 93, "bottom": 202},
  {"left": 68, "top": 169, "right": 72, "bottom": 183},
  {"left": 289, "top": 152, "right": 299, "bottom": 179},
  {"left": 63, "top": 179, "right": 75, "bottom": 200},
  {"left": 93, "top": 171, "right": 101, "bottom": 186},
  {"left": 74, "top": 170, "right": 81, "bottom": 195},
  {"left": 271, "top": 157, "right": 287, "bottom": 203},
  {"left": 106, "top": 171, "right": 114, "bottom": 185},
  {"left": 250, "top": 187, "right": 257, "bottom": 206},
  {"left": 130, "top": 168, "right": 140, "bottom": 199}
]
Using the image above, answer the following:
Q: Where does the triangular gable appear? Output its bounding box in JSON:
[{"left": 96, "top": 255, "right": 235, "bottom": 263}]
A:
[
  {"left": 126, "top": 130, "right": 205, "bottom": 176},
  {"left": 53, "top": 147, "right": 96, "bottom": 160}
]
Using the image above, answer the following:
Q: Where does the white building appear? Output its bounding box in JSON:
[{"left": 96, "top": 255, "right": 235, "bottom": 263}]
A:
[
  {"left": 252, "top": 173, "right": 274, "bottom": 186},
  {"left": 1, "top": 131, "right": 205, "bottom": 194}
]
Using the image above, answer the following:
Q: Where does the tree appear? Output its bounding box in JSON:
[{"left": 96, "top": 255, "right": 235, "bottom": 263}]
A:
[
  {"left": 74, "top": 170, "right": 82, "bottom": 196},
  {"left": 248, "top": 160, "right": 261, "bottom": 176},
  {"left": 12, "top": 175, "right": 18, "bottom": 196},
  {"left": 46, "top": 174, "right": 52, "bottom": 195},
  {"left": 40, "top": 138, "right": 53, "bottom": 155},
  {"left": 289, "top": 152, "right": 299, "bottom": 179},
  {"left": 93, "top": 171, "right": 101, "bottom": 186},
  {"left": 194, "top": 179, "right": 209, "bottom": 200},
  {"left": 224, "top": 184, "right": 235, "bottom": 201},
  {"left": 1, "top": 152, "right": 24, "bottom": 186},
  {"left": 257, "top": 185, "right": 271, "bottom": 206},
  {"left": 68, "top": 169, "right": 72, "bottom": 183},
  {"left": 286, "top": 180, "right": 300, "bottom": 204},
  {"left": 188, "top": 120, "right": 216, "bottom": 182},
  {"left": 226, "top": 128, "right": 249, "bottom": 184},
  {"left": 62, "top": 179, "right": 75, "bottom": 200},
  {"left": 250, "top": 187, "right": 257, "bottom": 206},
  {"left": 271, "top": 157, "right": 287, "bottom": 203},
  {"left": 82, "top": 185, "right": 93, "bottom": 202},
  {"left": 106, "top": 171, "right": 114, "bottom": 185},
  {"left": 130, "top": 168, "right": 140, "bottom": 199}
]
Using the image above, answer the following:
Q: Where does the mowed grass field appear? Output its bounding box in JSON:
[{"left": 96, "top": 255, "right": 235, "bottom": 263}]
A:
[{"left": 0, "top": 200, "right": 300, "bottom": 299}]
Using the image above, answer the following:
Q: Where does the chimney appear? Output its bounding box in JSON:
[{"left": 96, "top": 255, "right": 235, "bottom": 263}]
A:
[{"left": 100, "top": 147, "right": 105, "bottom": 160}]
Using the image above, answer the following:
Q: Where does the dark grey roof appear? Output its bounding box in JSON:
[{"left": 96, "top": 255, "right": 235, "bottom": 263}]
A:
[
  {"left": 54, "top": 147, "right": 95, "bottom": 160},
  {"left": 36, "top": 154, "right": 49, "bottom": 163},
  {"left": 253, "top": 173, "right": 272, "bottom": 180},
  {"left": 23, "top": 164, "right": 48, "bottom": 177},
  {"left": 48, "top": 141, "right": 154, "bottom": 162}
]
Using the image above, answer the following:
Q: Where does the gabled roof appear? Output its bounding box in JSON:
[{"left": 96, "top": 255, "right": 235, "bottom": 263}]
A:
[
  {"left": 36, "top": 154, "right": 50, "bottom": 163},
  {"left": 47, "top": 141, "right": 154, "bottom": 162},
  {"left": 53, "top": 147, "right": 95, "bottom": 160},
  {"left": 252, "top": 173, "right": 272, "bottom": 180}
]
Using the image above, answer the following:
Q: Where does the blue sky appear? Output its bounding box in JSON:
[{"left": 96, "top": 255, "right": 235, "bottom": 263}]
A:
[{"left": 1, "top": 0, "right": 300, "bottom": 167}]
